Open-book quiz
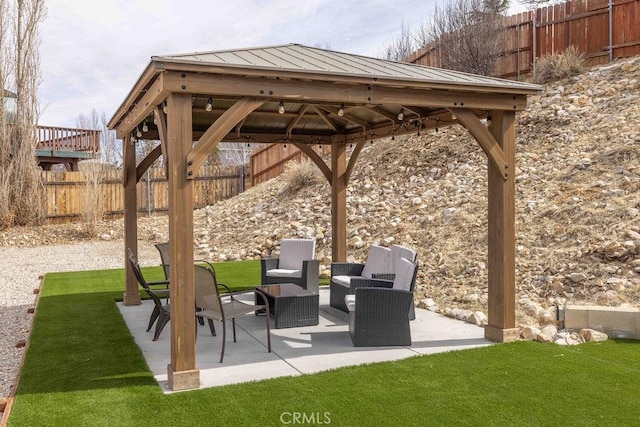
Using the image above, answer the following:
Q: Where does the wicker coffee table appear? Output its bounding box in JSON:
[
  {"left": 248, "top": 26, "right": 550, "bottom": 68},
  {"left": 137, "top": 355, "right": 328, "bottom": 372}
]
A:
[{"left": 255, "top": 283, "right": 319, "bottom": 329}]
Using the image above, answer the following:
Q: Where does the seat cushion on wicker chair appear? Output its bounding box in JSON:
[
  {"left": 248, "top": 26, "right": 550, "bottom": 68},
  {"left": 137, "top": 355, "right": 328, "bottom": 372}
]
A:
[
  {"left": 344, "top": 294, "right": 356, "bottom": 312},
  {"left": 361, "top": 245, "right": 392, "bottom": 278},
  {"left": 278, "top": 239, "right": 316, "bottom": 270},
  {"left": 266, "top": 268, "right": 302, "bottom": 278},
  {"left": 332, "top": 275, "right": 361, "bottom": 287},
  {"left": 392, "top": 258, "right": 416, "bottom": 292}
]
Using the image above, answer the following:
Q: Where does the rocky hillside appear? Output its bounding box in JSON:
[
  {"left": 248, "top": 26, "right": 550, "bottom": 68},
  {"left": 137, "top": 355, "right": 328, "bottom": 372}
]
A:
[{"left": 3, "top": 56, "right": 639, "bottom": 327}]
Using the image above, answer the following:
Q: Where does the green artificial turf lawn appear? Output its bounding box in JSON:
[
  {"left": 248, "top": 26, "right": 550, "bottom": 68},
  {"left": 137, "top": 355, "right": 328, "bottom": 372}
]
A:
[{"left": 8, "top": 262, "right": 640, "bottom": 426}]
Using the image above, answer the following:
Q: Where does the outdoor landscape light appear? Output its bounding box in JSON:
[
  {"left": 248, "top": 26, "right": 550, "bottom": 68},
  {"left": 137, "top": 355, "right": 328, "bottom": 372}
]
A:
[
  {"left": 205, "top": 97, "right": 213, "bottom": 112},
  {"left": 278, "top": 101, "right": 285, "bottom": 114},
  {"left": 337, "top": 103, "right": 345, "bottom": 117},
  {"left": 397, "top": 108, "right": 404, "bottom": 121}
]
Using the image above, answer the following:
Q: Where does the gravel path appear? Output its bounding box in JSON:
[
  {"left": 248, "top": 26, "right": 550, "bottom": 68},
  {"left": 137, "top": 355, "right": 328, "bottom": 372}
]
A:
[{"left": 0, "top": 240, "right": 159, "bottom": 401}]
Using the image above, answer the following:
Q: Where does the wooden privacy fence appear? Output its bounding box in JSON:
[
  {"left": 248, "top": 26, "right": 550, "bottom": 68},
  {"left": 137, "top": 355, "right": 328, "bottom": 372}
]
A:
[
  {"left": 41, "top": 165, "right": 244, "bottom": 223},
  {"left": 250, "top": 143, "right": 330, "bottom": 186},
  {"left": 407, "top": 0, "right": 640, "bottom": 80}
]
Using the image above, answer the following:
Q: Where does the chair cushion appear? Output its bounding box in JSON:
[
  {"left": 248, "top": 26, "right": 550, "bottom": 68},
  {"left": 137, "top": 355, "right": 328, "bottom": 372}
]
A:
[
  {"left": 278, "top": 239, "right": 316, "bottom": 270},
  {"left": 344, "top": 294, "right": 356, "bottom": 312},
  {"left": 266, "top": 268, "right": 302, "bottom": 278},
  {"left": 332, "top": 275, "right": 353, "bottom": 287},
  {"left": 392, "top": 258, "right": 416, "bottom": 292},
  {"left": 391, "top": 245, "right": 417, "bottom": 271},
  {"left": 361, "top": 245, "right": 392, "bottom": 278}
]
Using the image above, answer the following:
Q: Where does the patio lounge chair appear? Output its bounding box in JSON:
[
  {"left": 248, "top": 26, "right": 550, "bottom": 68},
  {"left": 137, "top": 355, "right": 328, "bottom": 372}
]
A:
[
  {"left": 127, "top": 249, "right": 170, "bottom": 341},
  {"left": 331, "top": 244, "right": 416, "bottom": 313},
  {"left": 345, "top": 257, "right": 417, "bottom": 346},
  {"left": 261, "top": 238, "right": 319, "bottom": 293},
  {"left": 194, "top": 264, "right": 272, "bottom": 363}
]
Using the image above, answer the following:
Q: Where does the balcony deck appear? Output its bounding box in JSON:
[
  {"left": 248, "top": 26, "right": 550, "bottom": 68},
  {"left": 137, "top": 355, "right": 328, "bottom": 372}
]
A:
[{"left": 35, "top": 125, "right": 100, "bottom": 171}]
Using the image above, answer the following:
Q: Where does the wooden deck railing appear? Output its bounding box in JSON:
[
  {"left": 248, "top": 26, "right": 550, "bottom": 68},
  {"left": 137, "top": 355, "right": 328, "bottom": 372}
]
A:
[{"left": 35, "top": 125, "right": 100, "bottom": 152}]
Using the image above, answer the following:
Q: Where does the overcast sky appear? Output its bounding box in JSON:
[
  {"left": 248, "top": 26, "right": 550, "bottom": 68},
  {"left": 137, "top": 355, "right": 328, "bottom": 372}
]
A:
[{"left": 38, "top": 0, "right": 527, "bottom": 129}]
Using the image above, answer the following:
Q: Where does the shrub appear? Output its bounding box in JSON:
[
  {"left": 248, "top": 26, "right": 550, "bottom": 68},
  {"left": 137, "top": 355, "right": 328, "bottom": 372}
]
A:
[
  {"left": 533, "top": 46, "right": 586, "bottom": 84},
  {"left": 279, "top": 158, "right": 323, "bottom": 196}
]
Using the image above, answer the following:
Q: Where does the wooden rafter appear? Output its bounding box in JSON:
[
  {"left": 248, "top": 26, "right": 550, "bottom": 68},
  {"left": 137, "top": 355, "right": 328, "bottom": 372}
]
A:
[
  {"left": 286, "top": 104, "right": 310, "bottom": 136},
  {"left": 115, "top": 73, "right": 168, "bottom": 138},
  {"left": 317, "top": 105, "right": 372, "bottom": 130},
  {"left": 310, "top": 105, "right": 338, "bottom": 131},
  {"left": 345, "top": 140, "right": 367, "bottom": 183},
  {"left": 154, "top": 105, "right": 169, "bottom": 178}
]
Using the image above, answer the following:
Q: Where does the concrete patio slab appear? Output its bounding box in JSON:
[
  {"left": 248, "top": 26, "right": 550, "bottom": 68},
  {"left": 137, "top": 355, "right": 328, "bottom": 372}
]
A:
[{"left": 117, "top": 288, "right": 492, "bottom": 392}]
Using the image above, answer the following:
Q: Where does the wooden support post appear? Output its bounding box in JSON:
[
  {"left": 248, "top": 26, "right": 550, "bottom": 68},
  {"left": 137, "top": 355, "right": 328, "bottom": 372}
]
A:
[
  {"left": 166, "top": 93, "right": 200, "bottom": 390},
  {"left": 485, "top": 110, "right": 519, "bottom": 343},
  {"left": 123, "top": 136, "right": 141, "bottom": 305},
  {"left": 331, "top": 142, "right": 347, "bottom": 262}
]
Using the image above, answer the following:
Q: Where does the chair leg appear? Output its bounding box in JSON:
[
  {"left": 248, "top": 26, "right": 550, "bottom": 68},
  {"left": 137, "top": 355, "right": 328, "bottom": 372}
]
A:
[
  {"left": 147, "top": 305, "right": 160, "bottom": 332},
  {"left": 207, "top": 319, "right": 216, "bottom": 336},
  {"left": 232, "top": 318, "right": 237, "bottom": 342},
  {"left": 153, "top": 310, "right": 170, "bottom": 341},
  {"left": 265, "top": 310, "right": 272, "bottom": 353},
  {"left": 220, "top": 320, "right": 226, "bottom": 363}
]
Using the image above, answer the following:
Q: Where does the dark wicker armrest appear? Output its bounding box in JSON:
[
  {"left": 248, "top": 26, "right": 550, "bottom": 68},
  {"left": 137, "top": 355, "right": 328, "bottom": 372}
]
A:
[
  {"left": 371, "top": 273, "right": 395, "bottom": 281},
  {"left": 350, "top": 277, "right": 393, "bottom": 292},
  {"left": 331, "top": 262, "right": 365, "bottom": 277}
]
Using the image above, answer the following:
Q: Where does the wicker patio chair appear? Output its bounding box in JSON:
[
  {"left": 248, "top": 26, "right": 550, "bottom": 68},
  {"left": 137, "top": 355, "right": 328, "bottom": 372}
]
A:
[
  {"left": 330, "top": 244, "right": 393, "bottom": 312},
  {"left": 194, "top": 264, "right": 272, "bottom": 363},
  {"left": 346, "top": 258, "right": 418, "bottom": 346},
  {"left": 261, "top": 238, "right": 319, "bottom": 293},
  {"left": 127, "top": 248, "right": 170, "bottom": 341}
]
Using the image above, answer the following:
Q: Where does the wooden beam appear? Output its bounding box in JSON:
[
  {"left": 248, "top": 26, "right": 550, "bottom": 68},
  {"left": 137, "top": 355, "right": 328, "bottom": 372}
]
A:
[
  {"left": 345, "top": 140, "right": 367, "bottom": 184},
  {"left": 187, "top": 97, "right": 264, "bottom": 178},
  {"left": 310, "top": 105, "right": 338, "bottom": 131},
  {"left": 154, "top": 106, "right": 169, "bottom": 178},
  {"left": 136, "top": 144, "right": 162, "bottom": 182},
  {"left": 116, "top": 73, "right": 168, "bottom": 138},
  {"left": 286, "top": 104, "right": 309, "bottom": 136},
  {"left": 122, "top": 134, "right": 140, "bottom": 306},
  {"left": 166, "top": 92, "right": 199, "bottom": 391},
  {"left": 318, "top": 105, "right": 372, "bottom": 130},
  {"left": 451, "top": 108, "right": 509, "bottom": 180},
  {"left": 157, "top": 60, "right": 541, "bottom": 96},
  {"left": 331, "top": 142, "right": 347, "bottom": 262},
  {"left": 363, "top": 105, "right": 399, "bottom": 123},
  {"left": 162, "top": 72, "right": 530, "bottom": 111},
  {"left": 293, "top": 142, "right": 331, "bottom": 184},
  {"left": 485, "top": 110, "right": 518, "bottom": 343}
]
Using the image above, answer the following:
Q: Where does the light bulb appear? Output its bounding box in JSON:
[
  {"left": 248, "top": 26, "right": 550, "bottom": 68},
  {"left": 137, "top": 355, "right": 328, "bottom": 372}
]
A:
[
  {"left": 142, "top": 123, "right": 148, "bottom": 133},
  {"left": 337, "top": 103, "right": 345, "bottom": 117},
  {"left": 397, "top": 108, "right": 404, "bottom": 121},
  {"left": 130, "top": 134, "right": 136, "bottom": 143},
  {"left": 278, "top": 101, "right": 285, "bottom": 115},
  {"left": 162, "top": 101, "right": 168, "bottom": 114},
  {"left": 205, "top": 98, "right": 213, "bottom": 112},
  {"left": 136, "top": 127, "right": 142, "bottom": 138},
  {"left": 451, "top": 112, "right": 457, "bottom": 120}
]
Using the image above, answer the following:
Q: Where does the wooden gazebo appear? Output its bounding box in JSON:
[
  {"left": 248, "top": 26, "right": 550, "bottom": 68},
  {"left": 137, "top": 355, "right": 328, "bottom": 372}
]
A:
[{"left": 108, "top": 44, "right": 541, "bottom": 391}]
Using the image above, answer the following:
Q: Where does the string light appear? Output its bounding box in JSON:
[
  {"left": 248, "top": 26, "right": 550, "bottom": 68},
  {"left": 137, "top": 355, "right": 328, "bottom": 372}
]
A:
[
  {"left": 337, "top": 103, "right": 345, "bottom": 117},
  {"left": 142, "top": 121, "right": 148, "bottom": 133},
  {"left": 397, "top": 108, "right": 404, "bottom": 121},
  {"left": 136, "top": 126, "right": 142, "bottom": 138},
  {"left": 451, "top": 112, "right": 457, "bottom": 120},
  {"left": 162, "top": 101, "right": 168, "bottom": 114},
  {"left": 205, "top": 97, "right": 213, "bottom": 112},
  {"left": 278, "top": 101, "right": 285, "bottom": 114}
]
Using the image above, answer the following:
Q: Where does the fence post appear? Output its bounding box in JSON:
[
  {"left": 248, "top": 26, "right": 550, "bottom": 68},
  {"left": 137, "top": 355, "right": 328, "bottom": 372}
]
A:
[
  {"left": 608, "top": 0, "right": 613, "bottom": 62},
  {"left": 146, "top": 168, "right": 151, "bottom": 216}
]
